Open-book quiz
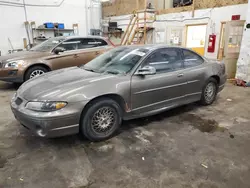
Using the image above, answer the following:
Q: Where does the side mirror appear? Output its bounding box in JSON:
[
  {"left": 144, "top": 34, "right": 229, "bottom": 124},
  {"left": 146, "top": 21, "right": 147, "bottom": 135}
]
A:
[
  {"left": 53, "top": 47, "right": 65, "bottom": 55},
  {"left": 135, "top": 66, "right": 156, "bottom": 76}
]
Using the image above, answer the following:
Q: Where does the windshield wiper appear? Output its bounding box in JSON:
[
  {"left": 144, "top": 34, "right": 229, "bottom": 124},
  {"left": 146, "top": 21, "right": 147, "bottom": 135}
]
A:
[
  {"left": 82, "top": 67, "right": 98, "bottom": 73},
  {"left": 104, "top": 70, "right": 121, "bottom": 75}
]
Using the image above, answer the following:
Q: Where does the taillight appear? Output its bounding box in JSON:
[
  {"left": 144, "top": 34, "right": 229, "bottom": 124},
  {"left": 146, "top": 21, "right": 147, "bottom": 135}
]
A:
[{"left": 219, "top": 61, "right": 225, "bottom": 74}]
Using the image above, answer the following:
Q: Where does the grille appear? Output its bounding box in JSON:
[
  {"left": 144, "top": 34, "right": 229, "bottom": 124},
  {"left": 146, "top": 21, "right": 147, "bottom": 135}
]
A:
[{"left": 15, "top": 97, "right": 23, "bottom": 105}]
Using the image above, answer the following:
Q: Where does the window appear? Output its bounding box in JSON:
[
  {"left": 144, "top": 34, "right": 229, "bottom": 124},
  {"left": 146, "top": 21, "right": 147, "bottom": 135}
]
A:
[
  {"left": 94, "top": 38, "right": 108, "bottom": 46},
  {"left": 78, "top": 38, "right": 99, "bottom": 49},
  {"left": 143, "top": 48, "right": 183, "bottom": 73},
  {"left": 183, "top": 49, "right": 204, "bottom": 68},
  {"left": 55, "top": 38, "right": 107, "bottom": 51},
  {"left": 57, "top": 39, "right": 80, "bottom": 51}
]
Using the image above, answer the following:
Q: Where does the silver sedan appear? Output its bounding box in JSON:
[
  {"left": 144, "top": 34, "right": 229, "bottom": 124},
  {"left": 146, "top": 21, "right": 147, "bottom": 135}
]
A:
[{"left": 11, "top": 45, "right": 226, "bottom": 141}]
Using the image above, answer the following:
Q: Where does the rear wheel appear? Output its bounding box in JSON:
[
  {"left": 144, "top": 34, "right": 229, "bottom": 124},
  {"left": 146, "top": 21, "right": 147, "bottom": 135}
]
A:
[
  {"left": 24, "top": 66, "right": 48, "bottom": 81},
  {"left": 200, "top": 78, "right": 218, "bottom": 105},
  {"left": 80, "top": 98, "right": 122, "bottom": 141}
]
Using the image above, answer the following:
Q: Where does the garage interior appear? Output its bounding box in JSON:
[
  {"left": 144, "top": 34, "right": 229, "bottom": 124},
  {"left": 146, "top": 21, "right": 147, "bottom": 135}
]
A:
[{"left": 1, "top": 0, "right": 250, "bottom": 188}]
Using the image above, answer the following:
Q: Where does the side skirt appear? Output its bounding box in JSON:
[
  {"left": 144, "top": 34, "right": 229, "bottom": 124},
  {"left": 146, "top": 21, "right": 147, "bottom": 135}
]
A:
[{"left": 123, "top": 96, "right": 201, "bottom": 121}]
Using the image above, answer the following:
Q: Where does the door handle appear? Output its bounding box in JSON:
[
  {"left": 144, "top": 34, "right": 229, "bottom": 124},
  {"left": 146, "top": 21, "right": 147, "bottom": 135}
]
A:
[
  {"left": 73, "top": 54, "right": 79, "bottom": 58},
  {"left": 177, "top": 73, "right": 184, "bottom": 77}
]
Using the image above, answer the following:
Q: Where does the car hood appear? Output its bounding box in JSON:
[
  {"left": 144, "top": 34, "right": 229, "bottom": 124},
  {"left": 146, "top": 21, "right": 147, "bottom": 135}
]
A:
[
  {"left": 0, "top": 51, "right": 49, "bottom": 62},
  {"left": 17, "top": 67, "right": 116, "bottom": 101}
]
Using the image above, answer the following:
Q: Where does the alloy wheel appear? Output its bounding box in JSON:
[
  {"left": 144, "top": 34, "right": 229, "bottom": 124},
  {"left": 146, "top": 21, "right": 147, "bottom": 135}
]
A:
[
  {"left": 30, "top": 70, "right": 45, "bottom": 79},
  {"left": 204, "top": 82, "right": 216, "bottom": 103},
  {"left": 91, "top": 107, "right": 116, "bottom": 134}
]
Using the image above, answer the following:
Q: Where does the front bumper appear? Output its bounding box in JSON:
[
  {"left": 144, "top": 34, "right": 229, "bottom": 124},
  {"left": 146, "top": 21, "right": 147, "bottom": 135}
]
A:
[
  {"left": 11, "top": 96, "right": 88, "bottom": 138},
  {"left": 0, "top": 68, "right": 23, "bottom": 83}
]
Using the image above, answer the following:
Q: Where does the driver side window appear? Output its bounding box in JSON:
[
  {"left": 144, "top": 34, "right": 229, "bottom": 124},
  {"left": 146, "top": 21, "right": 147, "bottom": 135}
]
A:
[{"left": 143, "top": 48, "right": 183, "bottom": 74}]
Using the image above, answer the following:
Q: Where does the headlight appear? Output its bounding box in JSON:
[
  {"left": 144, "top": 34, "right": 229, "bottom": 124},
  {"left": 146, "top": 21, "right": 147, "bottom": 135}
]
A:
[
  {"left": 11, "top": 92, "right": 17, "bottom": 101},
  {"left": 26, "top": 101, "right": 67, "bottom": 112},
  {"left": 5, "top": 60, "right": 24, "bottom": 68}
]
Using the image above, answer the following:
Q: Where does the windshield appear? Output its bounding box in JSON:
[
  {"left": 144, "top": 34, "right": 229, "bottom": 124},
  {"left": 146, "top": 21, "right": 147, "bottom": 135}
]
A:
[
  {"left": 82, "top": 47, "right": 149, "bottom": 74},
  {"left": 30, "top": 37, "right": 66, "bottom": 52}
]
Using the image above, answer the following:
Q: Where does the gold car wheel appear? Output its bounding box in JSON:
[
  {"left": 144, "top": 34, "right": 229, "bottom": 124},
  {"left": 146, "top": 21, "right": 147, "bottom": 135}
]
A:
[{"left": 30, "top": 70, "right": 45, "bottom": 79}]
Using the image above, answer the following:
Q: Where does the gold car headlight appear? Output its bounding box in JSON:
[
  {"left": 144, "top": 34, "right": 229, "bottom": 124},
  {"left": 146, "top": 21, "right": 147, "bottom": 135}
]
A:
[
  {"left": 5, "top": 60, "right": 24, "bottom": 68},
  {"left": 26, "top": 101, "right": 67, "bottom": 112}
]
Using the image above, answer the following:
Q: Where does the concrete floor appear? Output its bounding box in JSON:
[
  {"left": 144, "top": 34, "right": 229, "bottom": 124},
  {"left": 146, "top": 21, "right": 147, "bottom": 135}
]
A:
[{"left": 0, "top": 81, "right": 250, "bottom": 188}]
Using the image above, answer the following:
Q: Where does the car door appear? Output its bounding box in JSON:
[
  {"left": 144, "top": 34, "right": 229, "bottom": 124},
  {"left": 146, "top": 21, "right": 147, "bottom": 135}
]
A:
[
  {"left": 130, "top": 48, "right": 186, "bottom": 114},
  {"left": 48, "top": 38, "right": 83, "bottom": 70},
  {"left": 181, "top": 49, "right": 207, "bottom": 99},
  {"left": 72, "top": 38, "right": 108, "bottom": 66}
]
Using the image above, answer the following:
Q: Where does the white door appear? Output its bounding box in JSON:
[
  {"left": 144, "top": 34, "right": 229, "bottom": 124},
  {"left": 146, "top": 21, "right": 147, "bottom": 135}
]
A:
[{"left": 224, "top": 20, "right": 245, "bottom": 78}]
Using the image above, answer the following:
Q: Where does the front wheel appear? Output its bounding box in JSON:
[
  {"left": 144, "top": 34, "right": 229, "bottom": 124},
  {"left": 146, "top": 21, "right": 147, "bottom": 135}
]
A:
[
  {"left": 80, "top": 98, "right": 122, "bottom": 141},
  {"left": 200, "top": 78, "right": 218, "bottom": 105},
  {"left": 24, "top": 66, "right": 48, "bottom": 81}
]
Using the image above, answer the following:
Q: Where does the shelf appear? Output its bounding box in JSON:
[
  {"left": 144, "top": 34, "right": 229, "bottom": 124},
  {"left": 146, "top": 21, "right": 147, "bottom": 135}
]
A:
[
  {"left": 34, "top": 38, "right": 49, "bottom": 40},
  {"left": 32, "top": 28, "right": 74, "bottom": 32}
]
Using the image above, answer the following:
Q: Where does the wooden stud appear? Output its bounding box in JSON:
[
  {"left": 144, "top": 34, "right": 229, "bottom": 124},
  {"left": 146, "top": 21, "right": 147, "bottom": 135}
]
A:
[
  {"left": 120, "top": 15, "right": 134, "bottom": 45},
  {"left": 23, "top": 38, "right": 27, "bottom": 49},
  {"left": 143, "top": 10, "right": 147, "bottom": 44},
  {"left": 155, "top": 0, "right": 158, "bottom": 10},
  {"left": 125, "top": 16, "right": 138, "bottom": 45},
  {"left": 217, "top": 22, "right": 226, "bottom": 60},
  {"left": 192, "top": 0, "right": 196, "bottom": 17},
  {"left": 128, "top": 30, "right": 137, "bottom": 44},
  {"left": 136, "top": 11, "right": 139, "bottom": 44}
]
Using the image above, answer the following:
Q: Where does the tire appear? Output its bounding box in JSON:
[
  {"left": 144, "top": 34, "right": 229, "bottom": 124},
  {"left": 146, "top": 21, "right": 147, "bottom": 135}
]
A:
[
  {"left": 80, "top": 98, "right": 122, "bottom": 142},
  {"left": 24, "top": 66, "right": 48, "bottom": 81},
  {"left": 200, "top": 77, "right": 218, "bottom": 105}
]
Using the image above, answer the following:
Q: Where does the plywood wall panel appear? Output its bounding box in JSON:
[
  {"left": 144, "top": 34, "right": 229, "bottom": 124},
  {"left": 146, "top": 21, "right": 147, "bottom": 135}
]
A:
[
  {"left": 102, "top": 0, "right": 146, "bottom": 17},
  {"left": 195, "top": 0, "right": 248, "bottom": 9},
  {"left": 102, "top": 0, "right": 248, "bottom": 17}
]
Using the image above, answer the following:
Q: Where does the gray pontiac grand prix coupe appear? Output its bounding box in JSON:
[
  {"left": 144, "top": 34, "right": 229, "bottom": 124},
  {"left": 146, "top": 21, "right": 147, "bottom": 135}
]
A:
[{"left": 11, "top": 45, "right": 226, "bottom": 141}]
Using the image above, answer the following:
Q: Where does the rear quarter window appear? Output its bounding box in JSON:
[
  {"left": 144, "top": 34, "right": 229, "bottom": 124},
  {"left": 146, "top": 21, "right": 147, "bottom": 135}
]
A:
[{"left": 182, "top": 49, "right": 204, "bottom": 68}]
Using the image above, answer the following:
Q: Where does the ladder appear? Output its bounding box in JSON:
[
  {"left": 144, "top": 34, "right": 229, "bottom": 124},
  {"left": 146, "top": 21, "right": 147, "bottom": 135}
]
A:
[{"left": 120, "top": 9, "right": 155, "bottom": 45}]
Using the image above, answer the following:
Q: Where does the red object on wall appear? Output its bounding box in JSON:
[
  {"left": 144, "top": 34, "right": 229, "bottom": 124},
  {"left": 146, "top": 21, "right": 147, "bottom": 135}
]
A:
[
  {"left": 232, "top": 15, "right": 241, "bottom": 20},
  {"left": 207, "top": 34, "right": 216, "bottom": 53}
]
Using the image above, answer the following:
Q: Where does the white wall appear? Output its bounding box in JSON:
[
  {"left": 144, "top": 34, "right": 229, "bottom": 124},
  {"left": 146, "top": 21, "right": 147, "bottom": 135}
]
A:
[
  {"left": 106, "top": 4, "right": 248, "bottom": 59},
  {"left": 154, "top": 4, "right": 248, "bottom": 59},
  {"left": 0, "top": 0, "right": 101, "bottom": 55},
  {"left": 236, "top": 1, "right": 250, "bottom": 82}
]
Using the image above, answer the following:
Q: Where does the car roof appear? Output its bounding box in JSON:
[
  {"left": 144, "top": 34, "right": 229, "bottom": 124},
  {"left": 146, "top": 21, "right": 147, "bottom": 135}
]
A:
[
  {"left": 116, "top": 44, "right": 186, "bottom": 51},
  {"left": 64, "top": 35, "right": 108, "bottom": 40},
  {"left": 48, "top": 35, "right": 108, "bottom": 41},
  {"left": 116, "top": 44, "right": 203, "bottom": 56}
]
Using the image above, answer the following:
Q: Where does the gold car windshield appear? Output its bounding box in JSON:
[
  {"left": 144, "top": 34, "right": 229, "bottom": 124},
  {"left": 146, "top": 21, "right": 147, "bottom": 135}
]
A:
[{"left": 30, "top": 37, "right": 66, "bottom": 52}]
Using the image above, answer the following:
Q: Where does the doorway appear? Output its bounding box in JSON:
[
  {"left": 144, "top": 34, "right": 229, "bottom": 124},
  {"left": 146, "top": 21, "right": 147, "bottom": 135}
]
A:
[
  {"left": 223, "top": 20, "right": 245, "bottom": 78},
  {"left": 185, "top": 24, "right": 207, "bottom": 56}
]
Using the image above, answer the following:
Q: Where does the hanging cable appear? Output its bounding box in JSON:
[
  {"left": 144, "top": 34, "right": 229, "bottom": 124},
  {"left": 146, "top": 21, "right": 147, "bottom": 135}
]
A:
[
  {"left": 0, "top": 2, "right": 23, "bottom": 7},
  {"left": 0, "top": 0, "right": 65, "bottom": 7}
]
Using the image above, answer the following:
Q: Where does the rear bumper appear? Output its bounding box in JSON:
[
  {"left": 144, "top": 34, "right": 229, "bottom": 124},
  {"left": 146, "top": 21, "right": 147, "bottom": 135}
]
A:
[
  {"left": 11, "top": 96, "right": 88, "bottom": 138},
  {"left": 0, "top": 69, "right": 23, "bottom": 83},
  {"left": 218, "top": 74, "right": 227, "bottom": 93}
]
